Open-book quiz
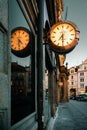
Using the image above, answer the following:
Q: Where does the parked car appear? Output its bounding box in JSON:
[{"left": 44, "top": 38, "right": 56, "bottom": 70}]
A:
[
  {"left": 70, "top": 95, "right": 76, "bottom": 100},
  {"left": 75, "top": 94, "right": 87, "bottom": 101},
  {"left": 76, "top": 94, "right": 84, "bottom": 101},
  {"left": 81, "top": 94, "right": 87, "bottom": 101}
]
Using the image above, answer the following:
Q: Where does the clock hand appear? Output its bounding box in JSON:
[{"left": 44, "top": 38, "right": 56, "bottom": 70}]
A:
[
  {"left": 62, "top": 33, "right": 65, "bottom": 45},
  {"left": 18, "top": 39, "right": 21, "bottom": 50},
  {"left": 58, "top": 34, "right": 63, "bottom": 40},
  {"left": 19, "top": 39, "right": 24, "bottom": 45}
]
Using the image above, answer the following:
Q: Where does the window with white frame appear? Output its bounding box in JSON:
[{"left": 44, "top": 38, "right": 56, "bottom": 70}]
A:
[
  {"left": 80, "top": 83, "right": 84, "bottom": 88},
  {"left": 80, "top": 78, "right": 84, "bottom": 82},
  {"left": 80, "top": 72, "right": 84, "bottom": 76}
]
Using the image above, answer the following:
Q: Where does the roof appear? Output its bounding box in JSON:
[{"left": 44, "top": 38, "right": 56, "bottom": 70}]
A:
[{"left": 83, "top": 59, "right": 87, "bottom": 64}]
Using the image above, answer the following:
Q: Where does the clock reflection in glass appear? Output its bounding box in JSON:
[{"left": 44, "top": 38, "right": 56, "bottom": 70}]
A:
[
  {"left": 11, "top": 29, "right": 30, "bottom": 51},
  {"left": 11, "top": 27, "right": 31, "bottom": 57}
]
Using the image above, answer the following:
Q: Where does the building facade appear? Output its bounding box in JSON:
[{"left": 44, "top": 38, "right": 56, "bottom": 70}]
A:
[
  {"left": 68, "top": 66, "right": 78, "bottom": 96},
  {"left": 68, "top": 59, "right": 87, "bottom": 97},
  {"left": 77, "top": 59, "right": 87, "bottom": 94},
  {"left": 0, "top": 0, "right": 64, "bottom": 130}
]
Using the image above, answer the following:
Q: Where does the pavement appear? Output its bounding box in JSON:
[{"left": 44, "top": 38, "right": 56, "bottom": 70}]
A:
[
  {"left": 46, "top": 100, "right": 87, "bottom": 130},
  {"left": 45, "top": 109, "right": 58, "bottom": 130},
  {"left": 53, "top": 101, "right": 74, "bottom": 130}
]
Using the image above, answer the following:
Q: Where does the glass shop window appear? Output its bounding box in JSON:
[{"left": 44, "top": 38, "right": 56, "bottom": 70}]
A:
[{"left": 9, "top": 0, "right": 35, "bottom": 125}]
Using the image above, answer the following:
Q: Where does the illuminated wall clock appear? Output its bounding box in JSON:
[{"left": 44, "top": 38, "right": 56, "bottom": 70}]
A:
[
  {"left": 11, "top": 27, "right": 32, "bottom": 57},
  {"left": 48, "top": 21, "right": 80, "bottom": 54}
]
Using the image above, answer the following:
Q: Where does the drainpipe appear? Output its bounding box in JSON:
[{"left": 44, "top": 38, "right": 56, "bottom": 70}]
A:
[{"left": 37, "top": 0, "right": 44, "bottom": 130}]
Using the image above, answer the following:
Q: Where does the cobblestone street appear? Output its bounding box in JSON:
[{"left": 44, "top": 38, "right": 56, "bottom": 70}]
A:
[{"left": 52, "top": 100, "right": 87, "bottom": 130}]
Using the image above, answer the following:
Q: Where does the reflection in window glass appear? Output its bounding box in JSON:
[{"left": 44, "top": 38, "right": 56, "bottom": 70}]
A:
[
  {"left": 11, "top": 55, "right": 35, "bottom": 125},
  {"left": 0, "top": 31, "right": 4, "bottom": 72},
  {"left": 9, "top": 0, "right": 35, "bottom": 125}
]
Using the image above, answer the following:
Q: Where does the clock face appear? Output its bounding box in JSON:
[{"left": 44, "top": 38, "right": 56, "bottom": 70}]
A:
[
  {"left": 50, "top": 23, "right": 75, "bottom": 46},
  {"left": 49, "top": 21, "right": 80, "bottom": 53},
  {"left": 11, "top": 27, "right": 32, "bottom": 57},
  {"left": 11, "top": 27, "right": 30, "bottom": 51}
]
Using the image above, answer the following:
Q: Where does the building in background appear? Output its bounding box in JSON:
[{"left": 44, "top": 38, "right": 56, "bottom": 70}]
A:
[
  {"left": 68, "top": 59, "right": 87, "bottom": 97},
  {"left": 78, "top": 59, "right": 87, "bottom": 94},
  {"left": 68, "top": 66, "right": 78, "bottom": 97}
]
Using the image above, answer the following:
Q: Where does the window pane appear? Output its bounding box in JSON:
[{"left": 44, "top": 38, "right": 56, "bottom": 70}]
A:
[{"left": 9, "top": 0, "right": 35, "bottom": 125}]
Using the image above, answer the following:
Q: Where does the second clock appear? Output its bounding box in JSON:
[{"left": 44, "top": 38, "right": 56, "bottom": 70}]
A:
[
  {"left": 11, "top": 27, "right": 32, "bottom": 57},
  {"left": 48, "top": 21, "right": 80, "bottom": 54}
]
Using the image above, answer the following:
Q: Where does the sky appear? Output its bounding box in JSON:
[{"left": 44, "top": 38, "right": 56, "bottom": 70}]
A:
[
  {"left": 9, "top": 0, "right": 31, "bottom": 67},
  {"left": 63, "top": 0, "right": 87, "bottom": 68}
]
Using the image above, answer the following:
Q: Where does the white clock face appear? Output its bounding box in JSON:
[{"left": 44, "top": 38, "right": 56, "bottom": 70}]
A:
[{"left": 50, "top": 22, "right": 76, "bottom": 47}]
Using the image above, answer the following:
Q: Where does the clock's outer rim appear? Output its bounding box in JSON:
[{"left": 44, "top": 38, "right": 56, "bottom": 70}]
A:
[{"left": 48, "top": 21, "right": 80, "bottom": 54}]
